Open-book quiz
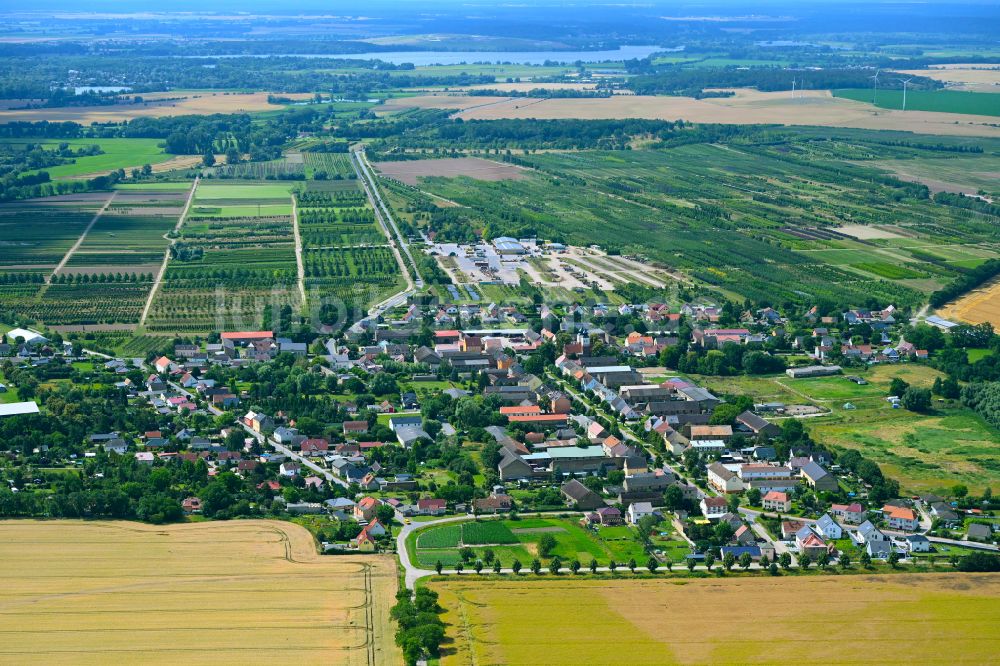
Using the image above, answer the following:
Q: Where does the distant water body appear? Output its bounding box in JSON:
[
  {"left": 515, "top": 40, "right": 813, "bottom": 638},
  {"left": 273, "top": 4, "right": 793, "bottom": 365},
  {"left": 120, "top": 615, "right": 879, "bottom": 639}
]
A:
[{"left": 193, "top": 45, "right": 674, "bottom": 66}]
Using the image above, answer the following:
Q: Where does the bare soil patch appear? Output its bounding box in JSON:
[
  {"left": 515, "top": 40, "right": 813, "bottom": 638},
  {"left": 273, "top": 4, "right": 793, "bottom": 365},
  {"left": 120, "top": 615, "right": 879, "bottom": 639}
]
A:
[
  {"left": 837, "top": 224, "right": 906, "bottom": 240},
  {"left": 375, "top": 157, "right": 528, "bottom": 185}
]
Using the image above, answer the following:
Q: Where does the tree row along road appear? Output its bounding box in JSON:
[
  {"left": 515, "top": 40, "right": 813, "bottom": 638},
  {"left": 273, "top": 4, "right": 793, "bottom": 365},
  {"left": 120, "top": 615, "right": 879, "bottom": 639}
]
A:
[
  {"left": 290, "top": 192, "right": 307, "bottom": 308},
  {"left": 353, "top": 150, "right": 424, "bottom": 290}
]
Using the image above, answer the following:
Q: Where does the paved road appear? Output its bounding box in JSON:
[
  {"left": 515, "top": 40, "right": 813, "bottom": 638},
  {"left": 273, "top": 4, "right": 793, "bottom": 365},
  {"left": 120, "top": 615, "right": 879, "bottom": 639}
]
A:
[
  {"left": 290, "top": 193, "right": 307, "bottom": 307},
  {"left": 238, "top": 422, "right": 350, "bottom": 490},
  {"left": 348, "top": 150, "right": 416, "bottom": 333}
]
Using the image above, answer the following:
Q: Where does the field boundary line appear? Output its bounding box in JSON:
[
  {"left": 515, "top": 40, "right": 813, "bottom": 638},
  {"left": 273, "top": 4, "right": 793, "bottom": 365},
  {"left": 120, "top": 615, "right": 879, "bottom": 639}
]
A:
[
  {"left": 139, "top": 177, "right": 198, "bottom": 327},
  {"left": 291, "top": 193, "right": 307, "bottom": 308},
  {"left": 41, "top": 190, "right": 117, "bottom": 293}
]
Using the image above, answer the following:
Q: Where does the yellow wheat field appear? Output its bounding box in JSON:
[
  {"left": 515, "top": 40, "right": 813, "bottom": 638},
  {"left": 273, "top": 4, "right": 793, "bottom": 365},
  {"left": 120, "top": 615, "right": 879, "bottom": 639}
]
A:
[
  {"left": 939, "top": 276, "right": 1000, "bottom": 329},
  {"left": 0, "top": 520, "right": 399, "bottom": 665},
  {"left": 431, "top": 573, "right": 1000, "bottom": 665}
]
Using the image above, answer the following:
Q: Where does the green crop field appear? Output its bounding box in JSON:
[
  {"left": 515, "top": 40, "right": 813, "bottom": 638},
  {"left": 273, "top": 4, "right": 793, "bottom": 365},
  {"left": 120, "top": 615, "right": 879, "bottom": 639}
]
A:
[
  {"left": 195, "top": 183, "right": 293, "bottom": 199},
  {"left": 191, "top": 203, "right": 292, "bottom": 217},
  {"left": 833, "top": 88, "right": 1000, "bottom": 116},
  {"left": 462, "top": 521, "right": 518, "bottom": 545},
  {"left": 416, "top": 524, "right": 462, "bottom": 549},
  {"left": 2, "top": 138, "right": 173, "bottom": 179}
]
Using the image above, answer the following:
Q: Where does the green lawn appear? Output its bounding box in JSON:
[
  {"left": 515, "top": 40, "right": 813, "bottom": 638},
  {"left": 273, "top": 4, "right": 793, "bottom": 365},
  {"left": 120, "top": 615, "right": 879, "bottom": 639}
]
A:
[
  {"left": 968, "top": 349, "right": 994, "bottom": 363},
  {"left": 411, "top": 517, "right": 651, "bottom": 568},
  {"left": 5, "top": 138, "right": 172, "bottom": 179},
  {"left": 115, "top": 182, "right": 192, "bottom": 191},
  {"left": 195, "top": 183, "right": 293, "bottom": 199}
]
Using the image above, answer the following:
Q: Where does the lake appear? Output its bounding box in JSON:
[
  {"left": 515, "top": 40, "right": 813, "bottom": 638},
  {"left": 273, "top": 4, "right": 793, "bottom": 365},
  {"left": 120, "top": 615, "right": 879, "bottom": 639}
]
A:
[{"left": 195, "top": 45, "right": 674, "bottom": 66}]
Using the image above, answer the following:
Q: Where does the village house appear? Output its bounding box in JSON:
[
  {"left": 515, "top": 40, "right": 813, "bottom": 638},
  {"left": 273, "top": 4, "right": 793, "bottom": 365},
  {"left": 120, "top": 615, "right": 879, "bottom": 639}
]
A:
[
  {"left": 762, "top": 490, "right": 791, "bottom": 513},
  {"left": 882, "top": 505, "right": 919, "bottom": 532},
  {"left": 854, "top": 520, "right": 893, "bottom": 558},
  {"left": 560, "top": 479, "right": 605, "bottom": 510},
  {"left": 795, "top": 526, "right": 828, "bottom": 559},
  {"left": 627, "top": 502, "right": 655, "bottom": 525},
  {"left": 814, "top": 514, "right": 843, "bottom": 540},
  {"left": 830, "top": 502, "right": 866, "bottom": 524},
  {"left": 800, "top": 461, "right": 838, "bottom": 492},
  {"left": 354, "top": 496, "right": 382, "bottom": 522},
  {"left": 585, "top": 506, "right": 623, "bottom": 526},
  {"left": 416, "top": 498, "right": 447, "bottom": 516},
  {"left": 181, "top": 497, "right": 202, "bottom": 514},
  {"left": 473, "top": 492, "right": 513, "bottom": 514},
  {"left": 707, "top": 462, "right": 744, "bottom": 494},
  {"left": 700, "top": 496, "right": 728, "bottom": 519}
]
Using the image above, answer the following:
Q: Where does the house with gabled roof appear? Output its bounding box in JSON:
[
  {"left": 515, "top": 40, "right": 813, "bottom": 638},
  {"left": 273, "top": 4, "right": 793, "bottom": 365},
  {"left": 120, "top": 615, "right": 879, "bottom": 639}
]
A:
[
  {"left": 560, "top": 479, "right": 605, "bottom": 511},
  {"left": 800, "top": 461, "right": 838, "bottom": 492},
  {"left": 795, "top": 526, "right": 828, "bottom": 559},
  {"left": 700, "top": 496, "right": 728, "bottom": 519},
  {"left": 882, "top": 505, "right": 919, "bottom": 531},
  {"left": 762, "top": 490, "right": 791, "bottom": 512},
  {"left": 814, "top": 513, "right": 843, "bottom": 540},
  {"left": 830, "top": 502, "right": 865, "bottom": 524}
]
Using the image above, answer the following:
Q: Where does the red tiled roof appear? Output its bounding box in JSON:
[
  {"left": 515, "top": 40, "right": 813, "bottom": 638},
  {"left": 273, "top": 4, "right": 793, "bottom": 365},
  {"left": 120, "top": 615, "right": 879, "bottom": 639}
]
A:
[
  {"left": 508, "top": 414, "right": 567, "bottom": 423},
  {"left": 221, "top": 331, "right": 273, "bottom": 340}
]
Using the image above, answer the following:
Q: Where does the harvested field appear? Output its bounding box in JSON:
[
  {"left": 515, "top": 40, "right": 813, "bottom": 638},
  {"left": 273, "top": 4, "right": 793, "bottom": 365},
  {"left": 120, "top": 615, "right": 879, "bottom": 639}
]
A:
[
  {"left": 432, "top": 574, "right": 1000, "bottom": 665},
  {"left": 375, "top": 157, "right": 528, "bottom": 185},
  {"left": 380, "top": 89, "right": 1000, "bottom": 137},
  {"left": 0, "top": 520, "right": 399, "bottom": 665},
  {"left": 899, "top": 67, "right": 1000, "bottom": 93},
  {"left": 939, "top": 275, "right": 1000, "bottom": 328},
  {"left": 0, "top": 92, "right": 301, "bottom": 124},
  {"left": 462, "top": 82, "right": 599, "bottom": 93}
]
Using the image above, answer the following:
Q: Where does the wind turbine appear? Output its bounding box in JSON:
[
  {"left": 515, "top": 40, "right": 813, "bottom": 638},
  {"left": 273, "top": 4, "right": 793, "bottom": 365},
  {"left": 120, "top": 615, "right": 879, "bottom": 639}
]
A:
[
  {"left": 899, "top": 77, "right": 914, "bottom": 111},
  {"left": 791, "top": 78, "right": 796, "bottom": 99},
  {"left": 870, "top": 69, "right": 881, "bottom": 105}
]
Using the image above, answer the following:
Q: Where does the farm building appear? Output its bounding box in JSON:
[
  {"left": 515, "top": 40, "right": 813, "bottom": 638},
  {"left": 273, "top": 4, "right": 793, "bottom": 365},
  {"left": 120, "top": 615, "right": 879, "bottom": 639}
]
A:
[
  {"left": 493, "top": 237, "right": 525, "bottom": 254},
  {"left": 0, "top": 401, "right": 40, "bottom": 418},
  {"left": 786, "top": 365, "right": 842, "bottom": 379},
  {"left": 6, "top": 328, "right": 47, "bottom": 347}
]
